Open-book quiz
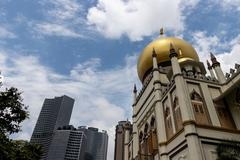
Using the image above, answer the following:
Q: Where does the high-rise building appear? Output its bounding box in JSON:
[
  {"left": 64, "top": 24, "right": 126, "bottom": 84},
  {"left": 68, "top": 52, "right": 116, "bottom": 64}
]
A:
[
  {"left": 114, "top": 121, "right": 132, "bottom": 160},
  {"left": 116, "top": 34, "right": 240, "bottom": 160},
  {"left": 47, "top": 125, "right": 87, "bottom": 160},
  {"left": 78, "top": 126, "right": 108, "bottom": 160},
  {"left": 30, "top": 95, "right": 74, "bottom": 159}
]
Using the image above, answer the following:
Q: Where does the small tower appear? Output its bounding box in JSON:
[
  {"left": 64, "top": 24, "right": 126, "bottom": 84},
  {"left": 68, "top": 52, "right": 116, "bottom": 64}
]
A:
[
  {"left": 207, "top": 60, "right": 216, "bottom": 78},
  {"left": 210, "top": 52, "right": 225, "bottom": 83}
]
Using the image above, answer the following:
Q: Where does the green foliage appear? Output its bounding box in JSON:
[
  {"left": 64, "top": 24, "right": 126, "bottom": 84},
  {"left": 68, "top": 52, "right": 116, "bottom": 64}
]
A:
[
  {"left": 12, "top": 140, "right": 42, "bottom": 160},
  {"left": 0, "top": 87, "right": 42, "bottom": 160},
  {"left": 216, "top": 140, "right": 240, "bottom": 160},
  {"left": 0, "top": 87, "right": 29, "bottom": 134}
]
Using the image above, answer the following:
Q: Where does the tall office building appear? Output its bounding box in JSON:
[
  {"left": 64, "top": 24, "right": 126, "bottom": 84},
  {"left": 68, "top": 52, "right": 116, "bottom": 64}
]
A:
[
  {"left": 47, "top": 125, "right": 86, "bottom": 160},
  {"left": 78, "top": 126, "right": 108, "bottom": 160},
  {"left": 115, "top": 34, "right": 240, "bottom": 160},
  {"left": 114, "top": 121, "right": 132, "bottom": 160},
  {"left": 30, "top": 95, "right": 74, "bottom": 159}
]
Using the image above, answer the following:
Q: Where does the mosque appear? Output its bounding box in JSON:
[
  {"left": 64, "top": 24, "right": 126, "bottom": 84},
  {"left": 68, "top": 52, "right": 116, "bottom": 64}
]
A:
[{"left": 114, "top": 32, "right": 240, "bottom": 160}]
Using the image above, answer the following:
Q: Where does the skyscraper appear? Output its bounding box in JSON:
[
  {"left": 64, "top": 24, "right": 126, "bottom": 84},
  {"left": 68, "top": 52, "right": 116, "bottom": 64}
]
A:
[
  {"left": 30, "top": 95, "right": 74, "bottom": 159},
  {"left": 47, "top": 125, "right": 87, "bottom": 160},
  {"left": 78, "top": 126, "right": 108, "bottom": 160},
  {"left": 116, "top": 34, "right": 240, "bottom": 160}
]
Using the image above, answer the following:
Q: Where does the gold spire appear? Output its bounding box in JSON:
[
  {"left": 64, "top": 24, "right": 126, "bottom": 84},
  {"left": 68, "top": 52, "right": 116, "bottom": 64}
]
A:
[{"left": 160, "top": 28, "right": 164, "bottom": 36}]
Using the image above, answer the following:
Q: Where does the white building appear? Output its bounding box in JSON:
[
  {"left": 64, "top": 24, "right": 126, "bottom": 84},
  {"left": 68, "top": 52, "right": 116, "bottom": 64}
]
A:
[{"left": 120, "top": 36, "right": 240, "bottom": 160}]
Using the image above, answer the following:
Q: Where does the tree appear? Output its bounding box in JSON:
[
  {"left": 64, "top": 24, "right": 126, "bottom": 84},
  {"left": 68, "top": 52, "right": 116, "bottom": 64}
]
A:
[
  {"left": 0, "top": 87, "right": 28, "bottom": 134},
  {"left": 13, "top": 140, "right": 42, "bottom": 160},
  {"left": 216, "top": 140, "right": 240, "bottom": 160},
  {"left": 0, "top": 87, "right": 42, "bottom": 160}
]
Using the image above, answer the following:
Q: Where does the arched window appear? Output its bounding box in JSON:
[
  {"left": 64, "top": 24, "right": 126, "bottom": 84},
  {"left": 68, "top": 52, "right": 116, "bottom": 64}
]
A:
[
  {"left": 173, "top": 97, "right": 183, "bottom": 131},
  {"left": 139, "top": 131, "right": 144, "bottom": 157},
  {"left": 139, "top": 131, "right": 143, "bottom": 143},
  {"left": 149, "top": 117, "right": 158, "bottom": 154},
  {"left": 141, "top": 123, "right": 149, "bottom": 157},
  {"left": 165, "top": 107, "right": 173, "bottom": 138},
  {"left": 190, "top": 90, "right": 209, "bottom": 125},
  {"left": 144, "top": 123, "right": 149, "bottom": 137}
]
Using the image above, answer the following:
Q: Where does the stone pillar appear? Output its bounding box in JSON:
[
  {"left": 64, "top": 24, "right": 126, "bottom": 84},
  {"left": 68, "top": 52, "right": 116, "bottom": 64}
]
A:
[
  {"left": 132, "top": 82, "right": 139, "bottom": 159},
  {"left": 124, "top": 127, "right": 130, "bottom": 160},
  {"left": 152, "top": 48, "right": 168, "bottom": 160},
  {"left": 207, "top": 60, "right": 216, "bottom": 79},
  {"left": 210, "top": 53, "right": 225, "bottom": 83},
  {"left": 132, "top": 113, "right": 139, "bottom": 159},
  {"left": 132, "top": 118, "right": 139, "bottom": 159},
  {"left": 169, "top": 43, "right": 204, "bottom": 160},
  {"left": 200, "top": 83, "right": 221, "bottom": 127}
]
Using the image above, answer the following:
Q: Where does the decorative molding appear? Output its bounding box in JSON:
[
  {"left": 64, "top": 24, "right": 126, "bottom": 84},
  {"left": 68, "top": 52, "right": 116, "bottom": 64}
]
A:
[
  {"left": 185, "top": 132, "right": 199, "bottom": 138},
  {"left": 153, "top": 80, "right": 162, "bottom": 85},
  {"left": 173, "top": 73, "right": 183, "bottom": 79},
  {"left": 182, "top": 120, "right": 196, "bottom": 126}
]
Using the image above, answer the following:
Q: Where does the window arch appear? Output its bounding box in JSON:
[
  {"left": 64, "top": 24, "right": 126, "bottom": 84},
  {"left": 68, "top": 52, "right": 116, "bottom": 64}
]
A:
[
  {"left": 150, "top": 117, "right": 156, "bottom": 129},
  {"left": 139, "top": 131, "right": 143, "bottom": 143},
  {"left": 144, "top": 123, "right": 149, "bottom": 137},
  {"left": 190, "top": 89, "right": 209, "bottom": 125}
]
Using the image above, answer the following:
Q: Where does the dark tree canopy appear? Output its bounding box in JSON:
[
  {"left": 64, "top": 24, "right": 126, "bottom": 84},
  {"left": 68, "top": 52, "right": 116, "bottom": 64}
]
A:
[
  {"left": 0, "top": 87, "right": 29, "bottom": 134},
  {"left": 0, "top": 87, "right": 42, "bottom": 160}
]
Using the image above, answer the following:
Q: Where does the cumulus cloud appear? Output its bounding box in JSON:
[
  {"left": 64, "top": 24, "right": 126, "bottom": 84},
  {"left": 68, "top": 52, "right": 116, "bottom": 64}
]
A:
[
  {"left": 87, "top": 0, "right": 199, "bottom": 41},
  {"left": 0, "top": 50, "right": 138, "bottom": 160}
]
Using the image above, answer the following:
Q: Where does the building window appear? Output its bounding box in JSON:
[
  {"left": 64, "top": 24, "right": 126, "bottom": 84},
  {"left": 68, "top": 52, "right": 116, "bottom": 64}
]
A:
[
  {"left": 165, "top": 107, "right": 173, "bottom": 139},
  {"left": 190, "top": 90, "right": 210, "bottom": 125},
  {"left": 150, "top": 117, "right": 158, "bottom": 155},
  {"left": 173, "top": 97, "right": 183, "bottom": 131}
]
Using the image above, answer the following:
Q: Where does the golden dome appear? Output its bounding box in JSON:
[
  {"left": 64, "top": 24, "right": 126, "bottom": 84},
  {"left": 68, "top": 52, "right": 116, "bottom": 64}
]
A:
[{"left": 137, "top": 37, "right": 199, "bottom": 82}]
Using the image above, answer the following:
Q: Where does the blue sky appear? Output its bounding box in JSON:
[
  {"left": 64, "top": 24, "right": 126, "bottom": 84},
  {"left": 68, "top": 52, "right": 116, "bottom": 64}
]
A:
[{"left": 1, "top": 0, "right": 240, "bottom": 159}]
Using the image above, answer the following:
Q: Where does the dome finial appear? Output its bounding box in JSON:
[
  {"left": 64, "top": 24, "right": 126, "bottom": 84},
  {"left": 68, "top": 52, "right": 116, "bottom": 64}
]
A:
[{"left": 160, "top": 28, "right": 164, "bottom": 36}]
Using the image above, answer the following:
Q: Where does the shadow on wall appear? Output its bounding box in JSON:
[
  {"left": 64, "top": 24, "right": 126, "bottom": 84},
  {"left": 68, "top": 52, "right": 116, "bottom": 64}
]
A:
[{"left": 84, "top": 152, "right": 94, "bottom": 160}]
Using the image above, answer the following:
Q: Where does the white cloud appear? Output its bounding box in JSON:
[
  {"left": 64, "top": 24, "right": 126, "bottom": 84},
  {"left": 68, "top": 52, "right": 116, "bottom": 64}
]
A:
[
  {"left": 35, "top": 23, "right": 83, "bottom": 38},
  {"left": 0, "top": 26, "right": 16, "bottom": 39},
  {"left": 34, "top": 0, "right": 87, "bottom": 38},
  {"left": 216, "top": 0, "right": 240, "bottom": 10},
  {"left": 40, "top": 0, "right": 83, "bottom": 21},
  {"left": 87, "top": 0, "right": 199, "bottom": 41},
  {"left": 192, "top": 31, "right": 240, "bottom": 74},
  {"left": 218, "top": 42, "right": 240, "bottom": 74},
  {"left": 192, "top": 31, "right": 220, "bottom": 60},
  {"left": 0, "top": 49, "right": 138, "bottom": 160}
]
